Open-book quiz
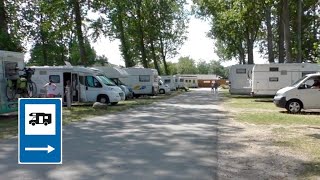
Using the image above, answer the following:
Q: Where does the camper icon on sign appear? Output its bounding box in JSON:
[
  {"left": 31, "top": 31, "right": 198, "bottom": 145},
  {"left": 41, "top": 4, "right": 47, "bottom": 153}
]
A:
[{"left": 29, "top": 113, "right": 52, "bottom": 126}]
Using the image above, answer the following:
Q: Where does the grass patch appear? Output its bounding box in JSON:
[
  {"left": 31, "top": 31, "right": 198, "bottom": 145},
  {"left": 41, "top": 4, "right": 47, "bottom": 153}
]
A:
[
  {"left": 0, "top": 91, "right": 184, "bottom": 139},
  {"left": 237, "top": 112, "right": 320, "bottom": 126},
  {"left": 0, "top": 117, "right": 18, "bottom": 139}
]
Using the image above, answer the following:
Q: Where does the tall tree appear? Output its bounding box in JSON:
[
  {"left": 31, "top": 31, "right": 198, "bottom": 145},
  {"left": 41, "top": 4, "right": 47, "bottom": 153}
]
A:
[
  {"left": 283, "top": 0, "right": 292, "bottom": 62},
  {"left": 72, "top": 0, "right": 87, "bottom": 65},
  {"left": 265, "top": 2, "right": 275, "bottom": 63},
  {"left": 297, "top": 0, "right": 302, "bottom": 63}
]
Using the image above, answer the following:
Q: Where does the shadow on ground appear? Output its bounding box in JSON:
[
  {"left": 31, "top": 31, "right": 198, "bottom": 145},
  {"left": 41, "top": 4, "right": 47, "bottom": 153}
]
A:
[{"left": 0, "top": 89, "right": 310, "bottom": 180}]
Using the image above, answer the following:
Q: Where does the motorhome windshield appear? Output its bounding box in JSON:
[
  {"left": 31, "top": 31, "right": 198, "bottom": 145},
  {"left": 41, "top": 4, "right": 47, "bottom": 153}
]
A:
[
  {"left": 96, "top": 75, "right": 116, "bottom": 86},
  {"left": 291, "top": 75, "right": 308, "bottom": 87}
]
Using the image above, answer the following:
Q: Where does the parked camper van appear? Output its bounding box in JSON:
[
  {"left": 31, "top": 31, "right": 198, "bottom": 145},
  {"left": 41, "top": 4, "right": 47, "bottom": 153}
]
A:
[
  {"left": 30, "top": 65, "right": 122, "bottom": 105},
  {"left": 0, "top": 50, "right": 25, "bottom": 114},
  {"left": 228, "top": 64, "right": 254, "bottom": 95},
  {"left": 159, "top": 76, "right": 176, "bottom": 91},
  {"left": 91, "top": 66, "right": 132, "bottom": 99},
  {"left": 121, "top": 68, "right": 159, "bottom": 97},
  {"left": 175, "top": 75, "right": 185, "bottom": 89},
  {"left": 274, "top": 73, "right": 320, "bottom": 113},
  {"left": 251, "top": 63, "right": 320, "bottom": 96},
  {"left": 180, "top": 75, "right": 198, "bottom": 88},
  {"left": 158, "top": 79, "right": 171, "bottom": 94}
]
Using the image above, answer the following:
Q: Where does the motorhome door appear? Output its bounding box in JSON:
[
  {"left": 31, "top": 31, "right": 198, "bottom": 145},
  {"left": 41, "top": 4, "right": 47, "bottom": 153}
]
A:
[{"left": 71, "top": 73, "right": 80, "bottom": 102}]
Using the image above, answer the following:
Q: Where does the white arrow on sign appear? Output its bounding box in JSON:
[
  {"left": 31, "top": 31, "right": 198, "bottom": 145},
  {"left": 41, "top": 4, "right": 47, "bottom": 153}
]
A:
[{"left": 25, "top": 145, "right": 55, "bottom": 153}]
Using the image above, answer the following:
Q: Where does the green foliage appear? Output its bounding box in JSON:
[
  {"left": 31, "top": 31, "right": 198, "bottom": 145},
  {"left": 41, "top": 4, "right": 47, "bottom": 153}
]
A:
[{"left": 177, "top": 56, "right": 198, "bottom": 74}]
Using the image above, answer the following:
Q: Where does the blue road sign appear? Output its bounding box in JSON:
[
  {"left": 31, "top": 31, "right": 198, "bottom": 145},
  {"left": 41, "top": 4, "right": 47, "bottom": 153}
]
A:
[{"left": 19, "top": 98, "right": 62, "bottom": 164}]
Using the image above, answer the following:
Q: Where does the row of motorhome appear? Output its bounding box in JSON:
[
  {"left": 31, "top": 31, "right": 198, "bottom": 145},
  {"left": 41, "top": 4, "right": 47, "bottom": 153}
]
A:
[{"left": 229, "top": 63, "right": 320, "bottom": 96}]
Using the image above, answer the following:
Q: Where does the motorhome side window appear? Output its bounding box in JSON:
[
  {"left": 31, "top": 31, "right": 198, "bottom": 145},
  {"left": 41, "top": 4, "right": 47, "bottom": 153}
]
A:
[
  {"left": 49, "top": 75, "right": 60, "bottom": 83},
  {"left": 193, "top": 80, "right": 195, "bottom": 83},
  {"left": 269, "top": 77, "right": 279, "bottom": 82},
  {"left": 86, "top": 76, "right": 102, "bottom": 88},
  {"left": 270, "top": 67, "right": 279, "bottom": 72},
  {"left": 180, "top": 79, "right": 184, "bottom": 82},
  {"left": 164, "top": 79, "right": 171, "bottom": 84},
  {"left": 139, "top": 75, "right": 150, "bottom": 82},
  {"left": 236, "top": 68, "right": 246, "bottom": 74}
]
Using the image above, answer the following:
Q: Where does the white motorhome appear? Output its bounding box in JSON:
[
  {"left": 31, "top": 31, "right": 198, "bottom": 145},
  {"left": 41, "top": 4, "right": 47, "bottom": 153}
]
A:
[
  {"left": 30, "top": 65, "right": 123, "bottom": 105},
  {"left": 159, "top": 75, "right": 176, "bottom": 91},
  {"left": 179, "top": 75, "right": 198, "bottom": 88},
  {"left": 121, "top": 68, "right": 159, "bottom": 97},
  {"left": 90, "top": 66, "right": 131, "bottom": 100},
  {"left": 274, "top": 73, "right": 320, "bottom": 113},
  {"left": 228, "top": 64, "right": 254, "bottom": 95},
  {"left": 175, "top": 75, "right": 185, "bottom": 89},
  {"left": 0, "top": 50, "right": 25, "bottom": 114},
  {"left": 251, "top": 63, "right": 320, "bottom": 96},
  {"left": 158, "top": 79, "right": 171, "bottom": 94}
]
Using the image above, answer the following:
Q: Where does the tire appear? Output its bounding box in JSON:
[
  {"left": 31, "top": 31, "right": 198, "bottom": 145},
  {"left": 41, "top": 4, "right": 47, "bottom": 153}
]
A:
[
  {"left": 159, "top": 89, "right": 165, "bottom": 94},
  {"left": 286, "top": 100, "right": 302, "bottom": 113},
  {"left": 31, "top": 122, "right": 36, "bottom": 126},
  {"left": 99, "top": 95, "right": 110, "bottom": 104},
  {"left": 111, "top": 102, "right": 118, "bottom": 105},
  {"left": 44, "top": 122, "right": 48, "bottom": 126}
]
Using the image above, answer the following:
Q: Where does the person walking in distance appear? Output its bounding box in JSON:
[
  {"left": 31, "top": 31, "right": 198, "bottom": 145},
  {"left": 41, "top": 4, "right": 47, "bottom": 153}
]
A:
[
  {"left": 212, "top": 80, "right": 219, "bottom": 93},
  {"left": 43, "top": 80, "right": 57, "bottom": 98}
]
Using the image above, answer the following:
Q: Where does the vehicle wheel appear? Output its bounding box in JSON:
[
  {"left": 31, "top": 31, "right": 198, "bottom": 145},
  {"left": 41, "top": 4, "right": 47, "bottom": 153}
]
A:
[
  {"left": 111, "top": 102, "right": 118, "bottom": 105},
  {"left": 99, "top": 95, "right": 110, "bottom": 104},
  {"left": 159, "top": 89, "right": 165, "bottom": 94},
  {"left": 31, "top": 122, "right": 36, "bottom": 126},
  {"left": 286, "top": 100, "right": 302, "bottom": 113},
  {"left": 44, "top": 122, "right": 48, "bottom": 126}
]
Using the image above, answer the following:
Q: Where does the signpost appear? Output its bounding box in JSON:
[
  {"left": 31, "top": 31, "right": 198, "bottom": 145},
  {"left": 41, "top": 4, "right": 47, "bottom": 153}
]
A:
[{"left": 19, "top": 98, "right": 62, "bottom": 164}]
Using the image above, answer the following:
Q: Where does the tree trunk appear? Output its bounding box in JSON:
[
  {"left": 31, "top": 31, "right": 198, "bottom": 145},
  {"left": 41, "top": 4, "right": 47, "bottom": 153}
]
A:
[
  {"left": 159, "top": 37, "right": 169, "bottom": 75},
  {"left": 150, "top": 40, "right": 160, "bottom": 75},
  {"left": 239, "top": 49, "right": 246, "bottom": 64},
  {"left": 278, "top": 0, "right": 285, "bottom": 63},
  {"left": 136, "top": 0, "right": 148, "bottom": 68},
  {"left": 39, "top": 14, "right": 48, "bottom": 65},
  {"left": 0, "top": 0, "right": 14, "bottom": 51},
  {"left": 246, "top": 27, "right": 254, "bottom": 64},
  {"left": 297, "top": 0, "right": 302, "bottom": 63},
  {"left": 72, "top": 0, "right": 87, "bottom": 66},
  {"left": 266, "top": 5, "right": 275, "bottom": 63},
  {"left": 116, "top": 2, "right": 133, "bottom": 67},
  {"left": 283, "top": 0, "right": 292, "bottom": 63}
]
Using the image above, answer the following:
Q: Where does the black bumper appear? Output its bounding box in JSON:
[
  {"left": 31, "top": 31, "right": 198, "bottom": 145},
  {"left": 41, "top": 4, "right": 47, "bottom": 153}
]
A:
[{"left": 273, "top": 97, "right": 287, "bottom": 108}]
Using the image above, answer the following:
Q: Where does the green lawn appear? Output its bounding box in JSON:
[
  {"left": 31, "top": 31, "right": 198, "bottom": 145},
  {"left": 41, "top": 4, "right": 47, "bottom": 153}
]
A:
[
  {"left": 222, "top": 90, "right": 320, "bottom": 178},
  {"left": 0, "top": 91, "right": 185, "bottom": 139}
]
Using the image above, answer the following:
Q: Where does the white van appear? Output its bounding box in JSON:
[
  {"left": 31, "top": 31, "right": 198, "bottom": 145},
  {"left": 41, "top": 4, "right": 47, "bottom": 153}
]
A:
[
  {"left": 121, "top": 68, "right": 159, "bottom": 97},
  {"left": 159, "top": 79, "right": 171, "bottom": 94},
  {"left": 159, "top": 75, "right": 176, "bottom": 91},
  {"left": 0, "top": 50, "right": 25, "bottom": 114},
  {"left": 90, "top": 67, "right": 130, "bottom": 100},
  {"left": 274, "top": 73, "right": 320, "bottom": 113},
  {"left": 228, "top": 64, "right": 254, "bottom": 95},
  {"left": 175, "top": 75, "right": 185, "bottom": 89},
  {"left": 251, "top": 63, "right": 320, "bottom": 96},
  {"left": 30, "top": 65, "right": 122, "bottom": 105}
]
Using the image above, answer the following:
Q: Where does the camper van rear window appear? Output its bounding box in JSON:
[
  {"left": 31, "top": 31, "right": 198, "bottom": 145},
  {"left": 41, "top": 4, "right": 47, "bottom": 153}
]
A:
[
  {"left": 139, "top": 75, "right": 150, "bottom": 82},
  {"left": 269, "top": 77, "right": 279, "bottom": 82},
  {"left": 39, "top": 71, "right": 47, "bottom": 75},
  {"left": 281, "top": 70, "right": 287, "bottom": 75},
  {"left": 236, "top": 69, "right": 246, "bottom": 74},
  {"left": 49, "top": 75, "right": 60, "bottom": 83},
  {"left": 269, "top": 67, "right": 279, "bottom": 72}
]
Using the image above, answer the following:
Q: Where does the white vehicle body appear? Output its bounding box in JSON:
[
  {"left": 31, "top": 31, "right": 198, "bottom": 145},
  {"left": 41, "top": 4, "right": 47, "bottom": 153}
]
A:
[
  {"left": 251, "top": 63, "right": 320, "bottom": 96},
  {"left": 159, "top": 79, "right": 171, "bottom": 94},
  {"left": 30, "top": 65, "right": 122, "bottom": 104},
  {"left": 228, "top": 64, "right": 254, "bottom": 95},
  {"left": 0, "top": 50, "right": 25, "bottom": 114},
  {"left": 120, "top": 68, "right": 159, "bottom": 96},
  {"left": 175, "top": 75, "right": 185, "bottom": 89},
  {"left": 159, "top": 75, "right": 176, "bottom": 90},
  {"left": 274, "top": 73, "right": 320, "bottom": 113},
  {"left": 90, "top": 67, "right": 128, "bottom": 100},
  {"left": 179, "top": 75, "right": 198, "bottom": 88}
]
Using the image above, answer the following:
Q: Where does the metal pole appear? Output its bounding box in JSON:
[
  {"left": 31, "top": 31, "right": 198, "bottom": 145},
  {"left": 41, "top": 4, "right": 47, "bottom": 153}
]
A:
[{"left": 65, "top": 86, "right": 71, "bottom": 109}]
